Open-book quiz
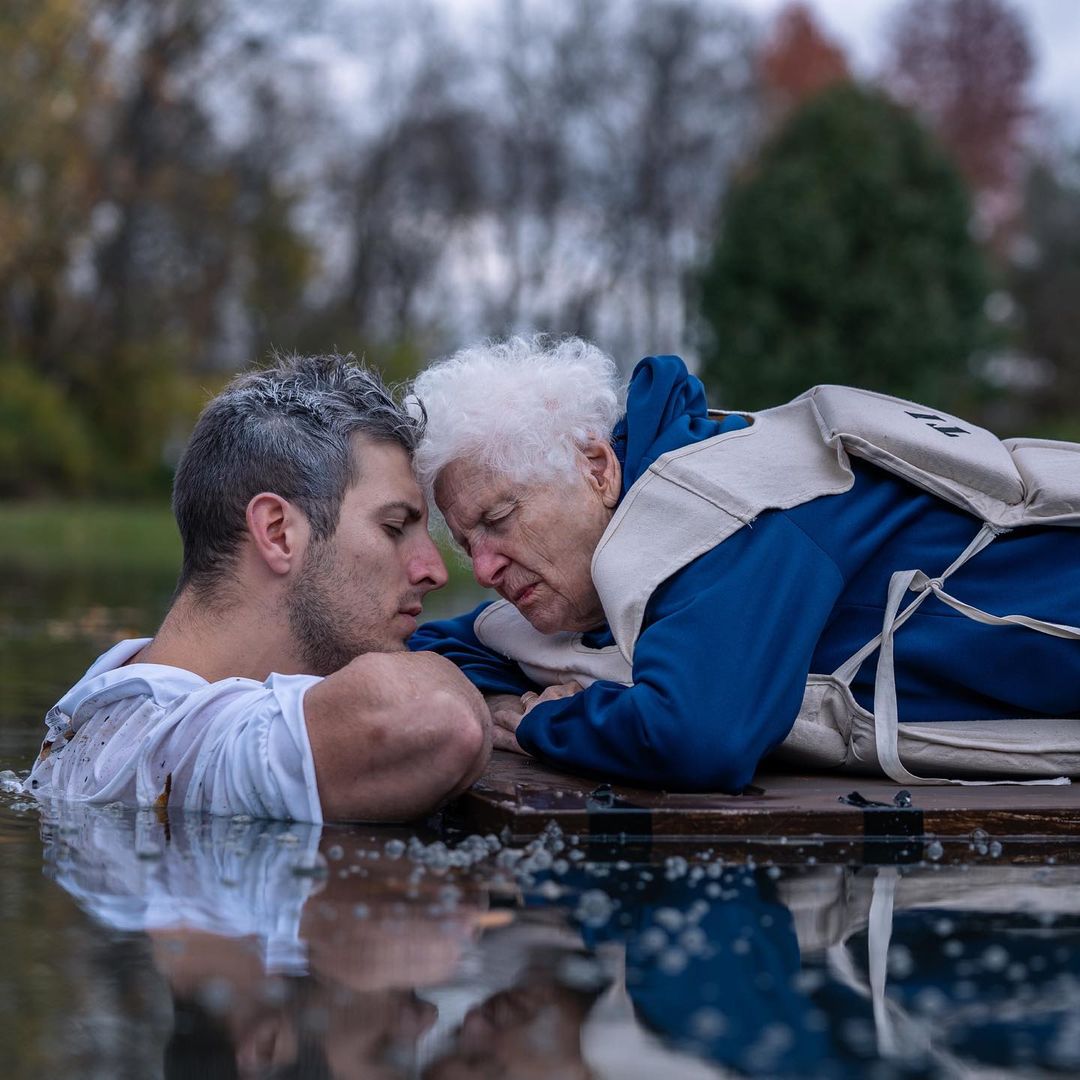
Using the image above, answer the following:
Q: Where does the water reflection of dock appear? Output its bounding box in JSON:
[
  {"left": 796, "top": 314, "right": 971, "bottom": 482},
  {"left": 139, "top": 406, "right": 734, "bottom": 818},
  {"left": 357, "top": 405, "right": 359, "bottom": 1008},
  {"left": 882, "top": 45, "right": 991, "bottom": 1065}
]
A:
[{"left": 454, "top": 752, "right": 1080, "bottom": 863}]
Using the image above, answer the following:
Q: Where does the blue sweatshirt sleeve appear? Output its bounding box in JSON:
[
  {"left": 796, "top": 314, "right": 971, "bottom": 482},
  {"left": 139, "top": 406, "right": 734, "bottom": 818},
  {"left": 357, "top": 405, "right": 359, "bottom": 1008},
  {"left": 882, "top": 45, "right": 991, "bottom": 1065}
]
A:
[
  {"left": 409, "top": 602, "right": 540, "bottom": 696},
  {"left": 515, "top": 511, "right": 845, "bottom": 792}
]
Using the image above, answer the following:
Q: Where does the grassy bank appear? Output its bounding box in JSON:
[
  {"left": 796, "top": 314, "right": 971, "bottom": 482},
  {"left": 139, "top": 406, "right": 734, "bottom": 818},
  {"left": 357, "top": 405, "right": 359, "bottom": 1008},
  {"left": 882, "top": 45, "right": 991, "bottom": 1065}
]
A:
[
  {"left": 0, "top": 501, "right": 479, "bottom": 594},
  {"left": 0, "top": 501, "right": 180, "bottom": 573}
]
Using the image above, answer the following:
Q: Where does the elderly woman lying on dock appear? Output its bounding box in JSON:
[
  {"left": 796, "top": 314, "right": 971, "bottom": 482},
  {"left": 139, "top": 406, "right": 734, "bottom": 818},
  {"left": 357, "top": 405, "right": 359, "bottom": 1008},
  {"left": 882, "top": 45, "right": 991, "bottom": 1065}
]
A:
[{"left": 409, "top": 336, "right": 1080, "bottom": 791}]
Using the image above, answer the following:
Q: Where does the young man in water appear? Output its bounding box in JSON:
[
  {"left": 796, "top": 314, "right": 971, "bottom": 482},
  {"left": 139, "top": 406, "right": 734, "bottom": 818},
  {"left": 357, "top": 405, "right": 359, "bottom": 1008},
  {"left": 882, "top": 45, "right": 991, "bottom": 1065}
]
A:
[{"left": 25, "top": 354, "right": 490, "bottom": 822}]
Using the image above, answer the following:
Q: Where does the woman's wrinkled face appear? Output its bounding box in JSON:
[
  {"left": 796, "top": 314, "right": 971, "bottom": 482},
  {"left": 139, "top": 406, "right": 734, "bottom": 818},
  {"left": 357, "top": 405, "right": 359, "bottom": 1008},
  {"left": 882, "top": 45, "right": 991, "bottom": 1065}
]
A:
[{"left": 435, "top": 441, "right": 621, "bottom": 635}]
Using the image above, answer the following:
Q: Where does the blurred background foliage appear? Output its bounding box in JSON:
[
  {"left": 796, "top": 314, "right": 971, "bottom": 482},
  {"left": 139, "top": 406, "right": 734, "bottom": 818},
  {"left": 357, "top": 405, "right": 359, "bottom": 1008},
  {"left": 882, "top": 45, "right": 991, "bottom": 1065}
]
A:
[{"left": 2, "top": 0, "right": 1079, "bottom": 501}]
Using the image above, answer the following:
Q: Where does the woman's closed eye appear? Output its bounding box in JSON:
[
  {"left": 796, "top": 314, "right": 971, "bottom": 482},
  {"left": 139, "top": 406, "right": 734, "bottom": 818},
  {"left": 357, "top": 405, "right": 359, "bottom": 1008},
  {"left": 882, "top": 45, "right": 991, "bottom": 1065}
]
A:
[{"left": 482, "top": 505, "right": 516, "bottom": 530}]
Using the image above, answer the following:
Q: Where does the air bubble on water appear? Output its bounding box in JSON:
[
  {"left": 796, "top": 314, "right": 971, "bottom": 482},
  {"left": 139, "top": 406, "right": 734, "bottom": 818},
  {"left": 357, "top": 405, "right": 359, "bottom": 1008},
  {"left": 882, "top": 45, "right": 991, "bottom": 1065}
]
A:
[
  {"left": 384, "top": 838, "right": 406, "bottom": 859},
  {"left": 325, "top": 844, "right": 344, "bottom": 862},
  {"left": 933, "top": 917, "right": 954, "bottom": 937},
  {"left": 556, "top": 953, "right": 608, "bottom": 992},
  {"left": 689, "top": 1007, "right": 727, "bottom": 1039},
  {"left": 794, "top": 969, "right": 825, "bottom": 993},
  {"left": 926, "top": 840, "right": 944, "bottom": 861},
  {"left": 743, "top": 1021, "right": 795, "bottom": 1072},
  {"left": 536, "top": 879, "right": 562, "bottom": 901},
  {"left": 988, "top": 840, "right": 1003, "bottom": 858},
  {"left": 681, "top": 927, "right": 708, "bottom": 955},
  {"left": 687, "top": 899, "right": 710, "bottom": 924},
  {"left": 840, "top": 1018, "right": 877, "bottom": 1055},
  {"left": 639, "top": 927, "right": 668, "bottom": 955},
  {"left": 982, "top": 944, "right": 1009, "bottom": 972},
  {"left": 766, "top": 865, "right": 782, "bottom": 880},
  {"left": 0, "top": 771, "right": 24, "bottom": 794},
  {"left": 971, "top": 827, "right": 989, "bottom": 842},
  {"left": 197, "top": 977, "right": 234, "bottom": 1015},
  {"left": 664, "top": 855, "right": 689, "bottom": 880},
  {"left": 575, "top": 889, "right": 616, "bottom": 928},
  {"left": 654, "top": 907, "right": 685, "bottom": 933},
  {"left": 658, "top": 947, "right": 688, "bottom": 975},
  {"left": 523, "top": 848, "right": 553, "bottom": 872},
  {"left": 913, "top": 987, "right": 949, "bottom": 1014},
  {"left": 887, "top": 944, "right": 914, "bottom": 979}
]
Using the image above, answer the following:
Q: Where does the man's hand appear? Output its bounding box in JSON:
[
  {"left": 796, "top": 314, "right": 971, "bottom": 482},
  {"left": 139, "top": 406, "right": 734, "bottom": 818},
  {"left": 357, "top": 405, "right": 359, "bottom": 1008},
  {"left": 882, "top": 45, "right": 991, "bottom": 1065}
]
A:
[{"left": 485, "top": 694, "right": 529, "bottom": 755}]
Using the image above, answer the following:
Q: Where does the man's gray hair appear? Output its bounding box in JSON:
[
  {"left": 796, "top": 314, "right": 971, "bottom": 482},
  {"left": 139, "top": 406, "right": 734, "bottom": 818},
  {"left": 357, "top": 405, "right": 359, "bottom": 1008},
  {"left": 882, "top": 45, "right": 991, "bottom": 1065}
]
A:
[
  {"left": 173, "top": 352, "right": 422, "bottom": 594},
  {"left": 410, "top": 335, "right": 624, "bottom": 495}
]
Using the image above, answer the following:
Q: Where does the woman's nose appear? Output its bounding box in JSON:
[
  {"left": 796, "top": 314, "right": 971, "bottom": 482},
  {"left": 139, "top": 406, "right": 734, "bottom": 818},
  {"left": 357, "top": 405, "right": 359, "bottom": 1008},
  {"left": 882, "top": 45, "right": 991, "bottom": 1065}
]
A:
[{"left": 471, "top": 545, "right": 509, "bottom": 589}]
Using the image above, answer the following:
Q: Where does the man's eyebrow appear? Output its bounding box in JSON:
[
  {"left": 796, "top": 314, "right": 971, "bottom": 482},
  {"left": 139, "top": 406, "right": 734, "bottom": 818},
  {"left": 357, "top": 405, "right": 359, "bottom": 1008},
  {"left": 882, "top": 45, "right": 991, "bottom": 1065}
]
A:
[{"left": 375, "top": 500, "right": 424, "bottom": 521}]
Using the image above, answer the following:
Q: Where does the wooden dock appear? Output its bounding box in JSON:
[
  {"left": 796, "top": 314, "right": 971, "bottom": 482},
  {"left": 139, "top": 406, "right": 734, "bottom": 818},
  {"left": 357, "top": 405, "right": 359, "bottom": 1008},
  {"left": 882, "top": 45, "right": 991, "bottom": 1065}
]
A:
[{"left": 450, "top": 752, "right": 1080, "bottom": 863}]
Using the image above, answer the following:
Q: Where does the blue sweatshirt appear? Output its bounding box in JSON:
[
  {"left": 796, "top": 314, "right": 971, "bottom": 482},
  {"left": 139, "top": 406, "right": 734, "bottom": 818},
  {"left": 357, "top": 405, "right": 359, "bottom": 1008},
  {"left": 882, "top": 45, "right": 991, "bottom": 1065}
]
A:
[{"left": 411, "top": 356, "right": 1080, "bottom": 792}]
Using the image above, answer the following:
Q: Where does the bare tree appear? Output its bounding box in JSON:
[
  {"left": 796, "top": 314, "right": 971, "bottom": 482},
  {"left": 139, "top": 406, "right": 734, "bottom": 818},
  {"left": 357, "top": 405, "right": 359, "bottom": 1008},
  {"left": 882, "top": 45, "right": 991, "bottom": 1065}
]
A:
[
  {"left": 883, "top": 0, "right": 1035, "bottom": 239},
  {"left": 312, "top": 0, "right": 759, "bottom": 366}
]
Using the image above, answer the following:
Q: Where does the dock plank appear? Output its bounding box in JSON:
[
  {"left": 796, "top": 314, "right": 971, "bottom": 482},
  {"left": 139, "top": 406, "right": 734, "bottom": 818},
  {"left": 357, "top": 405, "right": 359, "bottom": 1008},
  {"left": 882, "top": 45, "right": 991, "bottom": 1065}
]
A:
[{"left": 450, "top": 752, "right": 1080, "bottom": 860}]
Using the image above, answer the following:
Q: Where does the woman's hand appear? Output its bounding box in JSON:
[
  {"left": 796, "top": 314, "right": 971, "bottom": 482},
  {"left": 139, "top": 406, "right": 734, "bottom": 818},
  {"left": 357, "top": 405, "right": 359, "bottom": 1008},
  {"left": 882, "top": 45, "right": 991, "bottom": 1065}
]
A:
[
  {"left": 484, "top": 681, "right": 584, "bottom": 754},
  {"left": 521, "top": 680, "right": 583, "bottom": 715},
  {"left": 485, "top": 693, "right": 529, "bottom": 754}
]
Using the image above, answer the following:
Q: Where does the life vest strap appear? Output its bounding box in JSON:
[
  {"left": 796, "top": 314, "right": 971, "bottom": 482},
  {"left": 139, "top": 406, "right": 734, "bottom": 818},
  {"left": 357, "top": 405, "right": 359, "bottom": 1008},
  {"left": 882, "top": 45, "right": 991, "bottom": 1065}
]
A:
[{"left": 872, "top": 522, "right": 1072, "bottom": 786}]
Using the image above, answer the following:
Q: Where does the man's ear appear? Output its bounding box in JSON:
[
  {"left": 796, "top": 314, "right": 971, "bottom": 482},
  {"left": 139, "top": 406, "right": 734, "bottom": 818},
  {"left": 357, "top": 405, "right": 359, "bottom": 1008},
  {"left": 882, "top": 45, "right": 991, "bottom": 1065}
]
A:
[
  {"left": 580, "top": 438, "right": 622, "bottom": 509},
  {"left": 246, "top": 493, "right": 309, "bottom": 576}
]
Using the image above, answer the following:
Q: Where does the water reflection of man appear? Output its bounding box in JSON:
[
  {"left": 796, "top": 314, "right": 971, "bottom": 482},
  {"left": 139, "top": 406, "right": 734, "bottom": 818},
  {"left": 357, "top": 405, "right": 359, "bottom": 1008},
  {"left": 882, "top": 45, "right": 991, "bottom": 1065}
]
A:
[
  {"left": 25, "top": 354, "right": 490, "bottom": 822},
  {"left": 40, "top": 804, "right": 499, "bottom": 1080},
  {"left": 422, "top": 958, "right": 604, "bottom": 1080}
]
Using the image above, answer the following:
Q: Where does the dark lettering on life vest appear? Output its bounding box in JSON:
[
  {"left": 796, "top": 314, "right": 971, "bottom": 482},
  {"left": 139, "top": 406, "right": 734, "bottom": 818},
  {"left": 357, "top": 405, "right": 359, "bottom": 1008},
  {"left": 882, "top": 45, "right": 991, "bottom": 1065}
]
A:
[{"left": 905, "top": 411, "right": 970, "bottom": 438}]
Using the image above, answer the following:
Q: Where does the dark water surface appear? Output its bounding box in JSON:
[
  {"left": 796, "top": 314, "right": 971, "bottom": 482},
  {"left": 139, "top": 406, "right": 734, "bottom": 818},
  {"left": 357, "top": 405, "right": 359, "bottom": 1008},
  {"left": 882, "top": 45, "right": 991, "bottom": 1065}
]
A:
[{"left": 3, "top": 564, "right": 1080, "bottom": 1079}]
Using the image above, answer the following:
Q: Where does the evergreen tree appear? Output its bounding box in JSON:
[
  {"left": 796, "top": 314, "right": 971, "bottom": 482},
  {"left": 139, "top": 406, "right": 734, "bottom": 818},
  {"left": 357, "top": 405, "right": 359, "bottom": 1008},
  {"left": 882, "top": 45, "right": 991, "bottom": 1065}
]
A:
[{"left": 698, "top": 84, "right": 992, "bottom": 410}]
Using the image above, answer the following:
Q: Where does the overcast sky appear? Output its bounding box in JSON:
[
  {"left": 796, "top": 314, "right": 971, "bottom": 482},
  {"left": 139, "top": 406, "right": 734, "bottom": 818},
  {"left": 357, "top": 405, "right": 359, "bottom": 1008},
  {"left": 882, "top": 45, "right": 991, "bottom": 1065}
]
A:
[{"left": 735, "top": 0, "right": 1080, "bottom": 135}]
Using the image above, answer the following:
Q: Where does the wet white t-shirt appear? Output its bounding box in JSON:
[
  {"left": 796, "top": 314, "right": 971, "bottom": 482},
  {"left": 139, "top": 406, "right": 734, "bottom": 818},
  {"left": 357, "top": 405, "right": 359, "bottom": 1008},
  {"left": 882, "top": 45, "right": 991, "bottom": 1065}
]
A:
[
  {"left": 41, "top": 802, "right": 324, "bottom": 974},
  {"left": 25, "top": 639, "right": 324, "bottom": 823}
]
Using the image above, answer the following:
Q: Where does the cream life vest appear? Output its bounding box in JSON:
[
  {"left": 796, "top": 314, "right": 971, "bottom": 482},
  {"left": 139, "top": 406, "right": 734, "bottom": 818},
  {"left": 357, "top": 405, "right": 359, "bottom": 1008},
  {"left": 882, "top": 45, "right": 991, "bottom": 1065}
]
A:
[{"left": 474, "top": 385, "right": 1080, "bottom": 787}]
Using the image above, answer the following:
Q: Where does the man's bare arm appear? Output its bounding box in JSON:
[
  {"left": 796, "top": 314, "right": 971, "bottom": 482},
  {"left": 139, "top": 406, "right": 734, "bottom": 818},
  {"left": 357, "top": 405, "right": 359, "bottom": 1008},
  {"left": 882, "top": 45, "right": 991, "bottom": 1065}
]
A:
[{"left": 304, "top": 651, "right": 491, "bottom": 822}]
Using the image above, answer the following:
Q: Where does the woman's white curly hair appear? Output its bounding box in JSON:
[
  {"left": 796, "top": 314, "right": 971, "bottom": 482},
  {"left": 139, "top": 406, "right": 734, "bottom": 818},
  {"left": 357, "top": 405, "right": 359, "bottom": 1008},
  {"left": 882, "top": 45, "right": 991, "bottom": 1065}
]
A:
[{"left": 410, "top": 335, "right": 625, "bottom": 495}]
